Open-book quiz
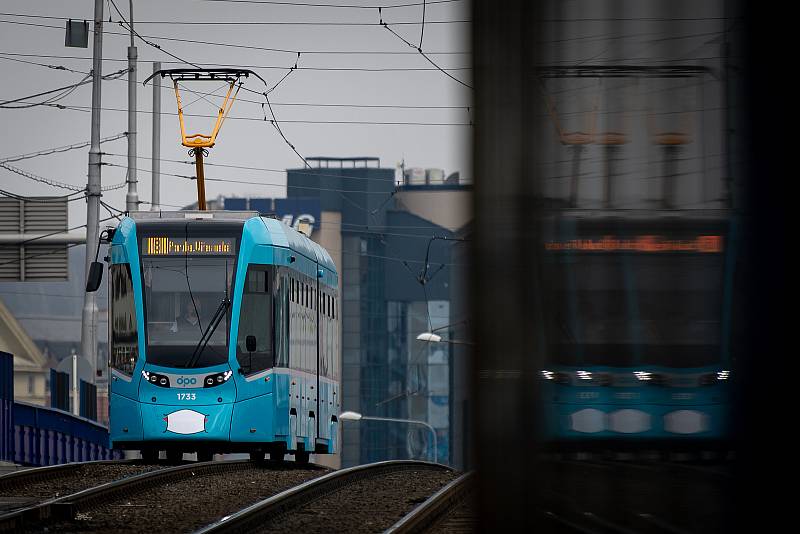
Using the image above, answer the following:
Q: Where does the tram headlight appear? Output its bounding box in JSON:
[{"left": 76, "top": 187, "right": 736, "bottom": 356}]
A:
[
  {"left": 204, "top": 371, "right": 234, "bottom": 388},
  {"left": 634, "top": 371, "right": 652, "bottom": 381},
  {"left": 142, "top": 372, "right": 170, "bottom": 388}
]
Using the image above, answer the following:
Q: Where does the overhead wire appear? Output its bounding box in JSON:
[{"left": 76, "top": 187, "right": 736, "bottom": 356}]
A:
[
  {"left": 103, "top": 151, "right": 402, "bottom": 184},
  {"left": 261, "top": 91, "right": 311, "bottom": 167},
  {"left": 30, "top": 102, "right": 472, "bottom": 125},
  {"left": 0, "top": 67, "right": 128, "bottom": 109},
  {"left": 0, "top": 54, "right": 472, "bottom": 115},
  {"left": 0, "top": 53, "right": 88, "bottom": 75},
  {"left": 0, "top": 132, "right": 128, "bottom": 164},
  {"left": 107, "top": 0, "right": 201, "bottom": 68},
  {"left": 0, "top": 52, "right": 471, "bottom": 71},
  {"left": 199, "top": 0, "right": 463, "bottom": 8},
  {"left": 0, "top": 161, "right": 86, "bottom": 191},
  {"left": 0, "top": 18, "right": 468, "bottom": 55},
  {"left": 0, "top": 188, "right": 86, "bottom": 203},
  {"left": 265, "top": 53, "right": 301, "bottom": 95},
  {"left": 0, "top": 73, "right": 90, "bottom": 108},
  {"left": 102, "top": 161, "right": 407, "bottom": 195},
  {"left": 113, "top": 19, "right": 469, "bottom": 26},
  {"left": 419, "top": 0, "right": 426, "bottom": 49},
  {"left": 379, "top": 10, "right": 472, "bottom": 89},
  {"left": 0, "top": 159, "right": 127, "bottom": 192}
]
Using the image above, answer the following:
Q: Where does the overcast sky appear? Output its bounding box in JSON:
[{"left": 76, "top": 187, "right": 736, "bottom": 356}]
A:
[{"left": 0, "top": 0, "right": 471, "bottom": 226}]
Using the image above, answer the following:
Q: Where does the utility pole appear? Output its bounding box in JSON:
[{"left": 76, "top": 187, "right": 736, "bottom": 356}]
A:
[
  {"left": 125, "top": 0, "right": 139, "bottom": 213},
  {"left": 72, "top": 352, "right": 79, "bottom": 416},
  {"left": 81, "top": 0, "right": 103, "bottom": 384},
  {"left": 151, "top": 61, "right": 161, "bottom": 211}
]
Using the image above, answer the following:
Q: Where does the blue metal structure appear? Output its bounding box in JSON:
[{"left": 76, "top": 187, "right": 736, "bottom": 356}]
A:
[
  {"left": 1, "top": 352, "right": 120, "bottom": 466},
  {"left": 539, "top": 214, "right": 732, "bottom": 447},
  {"left": 106, "top": 212, "right": 340, "bottom": 462}
]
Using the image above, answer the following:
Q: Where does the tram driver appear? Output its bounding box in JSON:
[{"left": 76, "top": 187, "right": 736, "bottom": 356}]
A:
[{"left": 171, "top": 297, "right": 202, "bottom": 334}]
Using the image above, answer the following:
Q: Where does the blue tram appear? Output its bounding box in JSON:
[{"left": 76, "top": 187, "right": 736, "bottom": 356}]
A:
[
  {"left": 539, "top": 213, "right": 732, "bottom": 448},
  {"left": 104, "top": 211, "right": 340, "bottom": 462}
]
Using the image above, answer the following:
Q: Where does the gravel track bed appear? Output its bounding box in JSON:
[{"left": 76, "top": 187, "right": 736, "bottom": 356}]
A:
[
  {"left": 257, "top": 468, "right": 458, "bottom": 534},
  {"left": 0, "top": 464, "right": 163, "bottom": 502},
  {"left": 37, "top": 464, "right": 328, "bottom": 533}
]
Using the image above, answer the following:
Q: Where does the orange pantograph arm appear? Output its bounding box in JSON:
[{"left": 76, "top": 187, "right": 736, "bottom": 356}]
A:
[{"left": 173, "top": 79, "right": 242, "bottom": 148}]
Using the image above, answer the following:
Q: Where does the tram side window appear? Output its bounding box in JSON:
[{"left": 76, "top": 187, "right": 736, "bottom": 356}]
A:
[
  {"left": 236, "top": 265, "right": 273, "bottom": 375},
  {"left": 274, "top": 270, "right": 289, "bottom": 368},
  {"left": 110, "top": 263, "right": 138, "bottom": 375}
]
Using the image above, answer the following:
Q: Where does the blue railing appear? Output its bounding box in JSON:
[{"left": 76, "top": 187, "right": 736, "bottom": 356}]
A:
[{"left": 1, "top": 351, "right": 121, "bottom": 466}]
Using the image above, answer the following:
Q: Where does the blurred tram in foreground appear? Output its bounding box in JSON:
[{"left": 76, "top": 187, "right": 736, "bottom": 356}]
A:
[
  {"left": 105, "top": 211, "right": 340, "bottom": 462},
  {"left": 540, "top": 211, "right": 732, "bottom": 448}
]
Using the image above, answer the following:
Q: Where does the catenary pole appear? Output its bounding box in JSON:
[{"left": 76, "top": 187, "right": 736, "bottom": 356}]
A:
[
  {"left": 151, "top": 61, "right": 161, "bottom": 211},
  {"left": 81, "top": 0, "right": 104, "bottom": 384},
  {"left": 125, "top": 0, "right": 139, "bottom": 212}
]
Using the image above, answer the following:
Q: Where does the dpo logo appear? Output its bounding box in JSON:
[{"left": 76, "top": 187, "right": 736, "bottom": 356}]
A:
[{"left": 175, "top": 376, "right": 198, "bottom": 387}]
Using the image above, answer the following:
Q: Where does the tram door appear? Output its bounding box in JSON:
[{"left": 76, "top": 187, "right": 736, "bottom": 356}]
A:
[
  {"left": 234, "top": 264, "right": 275, "bottom": 401},
  {"left": 108, "top": 261, "right": 141, "bottom": 402},
  {"left": 288, "top": 270, "right": 319, "bottom": 448},
  {"left": 315, "top": 276, "right": 321, "bottom": 441}
]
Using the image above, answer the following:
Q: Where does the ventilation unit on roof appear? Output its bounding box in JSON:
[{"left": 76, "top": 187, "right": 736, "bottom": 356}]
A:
[
  {"left": 404, "top": 167, "right": 426, "bottom": 185},
  {"left": 426, "top": 168, "right": 445, "bottom": 185}
]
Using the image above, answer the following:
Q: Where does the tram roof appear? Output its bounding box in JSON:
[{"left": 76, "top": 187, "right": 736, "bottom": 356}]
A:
[
  {"left": 129, "top": 210, "right": 259, "bottom": 221},
  {"left": 260, "top": 217, "right": 336, "bottom": 274}
]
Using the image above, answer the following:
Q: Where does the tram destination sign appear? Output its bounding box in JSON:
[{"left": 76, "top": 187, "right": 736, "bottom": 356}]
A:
[
  {"left": 141, "top": 237, "right": 236, "bottom": 256},
  {"left": 544, "top": 235, "right": 723, "bottom": 253}
]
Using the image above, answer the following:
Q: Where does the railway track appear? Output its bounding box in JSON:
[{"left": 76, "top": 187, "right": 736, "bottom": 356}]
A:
[
  {"left": 196, "top": 460, "right": 456, "bottom": 534},
  {"left": 1, "top": 459, "right": 326, "bottom": 533},
  {"left": 0, "top": 460, "right": 134, "bottom": 490},
  {"left": 386, "top": 471, "right": 475, "bottom": 534},
  {"left": 0, "top": 459, "right": 154, "bottom": 515},
  {"left": 0, "top": 459, "right": 246, "bottom": 532}
]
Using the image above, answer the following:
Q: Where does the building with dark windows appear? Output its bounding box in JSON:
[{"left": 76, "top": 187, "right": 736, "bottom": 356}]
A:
[{"left": 221, "top": 157, "right": 471, "bottom": 467}]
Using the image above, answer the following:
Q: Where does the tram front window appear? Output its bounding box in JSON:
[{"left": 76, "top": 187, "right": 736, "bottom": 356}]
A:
[
  {"left": 142, "top": 256, "right": 233, "bottom": 368},
  {"left": 548, "top": 254, "right": 723, "bottom": 368}
]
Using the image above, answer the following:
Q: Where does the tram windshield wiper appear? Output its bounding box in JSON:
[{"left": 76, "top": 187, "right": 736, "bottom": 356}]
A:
[
  {"left": 184, "top": 259, "right": 231, "bottom": 369},
  {"left": 184, "top": 296, "right": 230, "bottom": 369}
]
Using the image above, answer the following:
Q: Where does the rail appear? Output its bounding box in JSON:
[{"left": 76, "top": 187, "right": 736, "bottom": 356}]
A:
[
  {"left": 385, "top": 471, "right": 474, "bottom": 533},
  {"left": 0, "top": 459, "right": 253, "bottom": 532},
  {"left": 0, "top": 458, "right": 137, "bottom": 492},
  {"left": 195, "top": 460, "right": 452, "bottom": 534}
]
